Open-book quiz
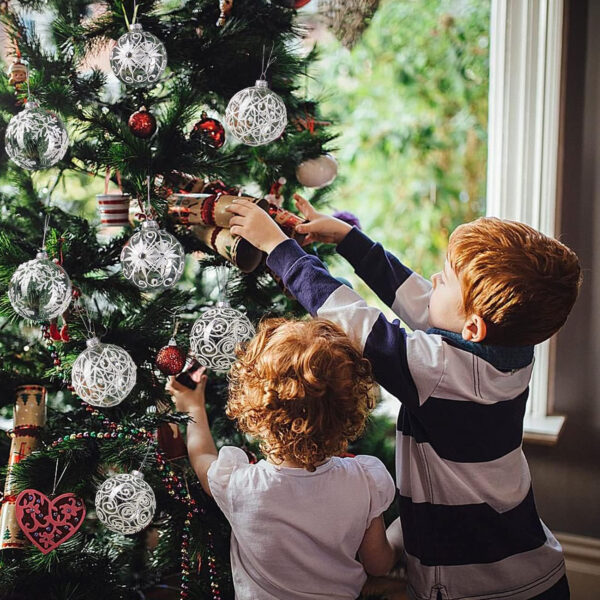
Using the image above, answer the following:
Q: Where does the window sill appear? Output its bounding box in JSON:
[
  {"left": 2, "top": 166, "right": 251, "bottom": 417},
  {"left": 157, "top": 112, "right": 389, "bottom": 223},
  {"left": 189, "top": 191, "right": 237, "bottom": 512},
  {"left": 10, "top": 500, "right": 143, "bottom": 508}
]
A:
[{"left": 523, "top": 414, "right": 566, "bottom": 446}]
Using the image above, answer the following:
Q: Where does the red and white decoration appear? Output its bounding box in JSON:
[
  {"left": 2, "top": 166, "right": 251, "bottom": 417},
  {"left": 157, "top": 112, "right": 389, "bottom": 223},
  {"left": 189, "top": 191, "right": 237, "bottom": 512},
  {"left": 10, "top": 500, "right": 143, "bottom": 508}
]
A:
[{"left": 15, "top": 489, "right": 86, "bottom": 554}]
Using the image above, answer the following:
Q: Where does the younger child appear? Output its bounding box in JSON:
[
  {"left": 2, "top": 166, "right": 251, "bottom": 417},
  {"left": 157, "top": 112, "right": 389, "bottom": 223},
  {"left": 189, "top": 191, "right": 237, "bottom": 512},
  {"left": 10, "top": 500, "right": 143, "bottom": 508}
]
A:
[
  {"left": 226, "top": 196, "right": 582, "bottom": 600},
  {"left": 167, "top": 317, "right": 397, "bottom": 600}
]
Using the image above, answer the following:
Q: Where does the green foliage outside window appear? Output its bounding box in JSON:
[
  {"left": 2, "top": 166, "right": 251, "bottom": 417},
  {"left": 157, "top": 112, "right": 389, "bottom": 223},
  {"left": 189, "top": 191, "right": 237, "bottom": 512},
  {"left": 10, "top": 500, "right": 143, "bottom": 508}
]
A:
[{"left": 308, "top": 0, "right": 490, "bottom": 307}]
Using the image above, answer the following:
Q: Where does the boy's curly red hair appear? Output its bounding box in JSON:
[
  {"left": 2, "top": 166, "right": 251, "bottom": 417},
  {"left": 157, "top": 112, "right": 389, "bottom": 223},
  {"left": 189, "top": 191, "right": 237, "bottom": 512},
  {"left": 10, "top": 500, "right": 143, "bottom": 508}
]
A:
[{"left": 227, "top": 318, "right": 375, "bottom": 472}]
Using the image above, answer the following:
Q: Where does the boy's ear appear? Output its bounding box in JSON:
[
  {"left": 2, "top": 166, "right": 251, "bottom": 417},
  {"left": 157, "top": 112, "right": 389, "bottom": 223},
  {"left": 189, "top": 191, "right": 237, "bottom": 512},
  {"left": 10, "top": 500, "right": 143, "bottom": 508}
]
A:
[{"left": 462, "top": 314, "right": 487, "bottom": 343}]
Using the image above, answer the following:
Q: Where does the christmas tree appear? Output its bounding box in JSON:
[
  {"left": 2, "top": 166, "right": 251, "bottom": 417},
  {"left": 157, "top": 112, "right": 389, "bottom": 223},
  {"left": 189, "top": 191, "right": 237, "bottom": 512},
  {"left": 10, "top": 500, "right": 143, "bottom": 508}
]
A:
[{"left": 0, "top": 1, "right": 349, "bottom": 599}]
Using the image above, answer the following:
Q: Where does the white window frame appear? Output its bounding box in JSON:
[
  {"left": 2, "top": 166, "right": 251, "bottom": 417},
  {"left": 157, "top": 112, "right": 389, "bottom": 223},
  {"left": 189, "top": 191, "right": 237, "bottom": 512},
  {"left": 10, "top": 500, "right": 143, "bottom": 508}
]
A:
[{"left": 486, "top": 0, "right": 566, "bottom": 442}]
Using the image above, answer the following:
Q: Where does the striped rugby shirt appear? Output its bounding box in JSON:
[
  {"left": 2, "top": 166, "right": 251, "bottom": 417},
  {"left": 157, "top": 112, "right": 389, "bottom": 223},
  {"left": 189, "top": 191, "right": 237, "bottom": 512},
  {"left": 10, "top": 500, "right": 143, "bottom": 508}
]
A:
[{"left": 266, "top": 227, "right": 567, "bottom": 600}]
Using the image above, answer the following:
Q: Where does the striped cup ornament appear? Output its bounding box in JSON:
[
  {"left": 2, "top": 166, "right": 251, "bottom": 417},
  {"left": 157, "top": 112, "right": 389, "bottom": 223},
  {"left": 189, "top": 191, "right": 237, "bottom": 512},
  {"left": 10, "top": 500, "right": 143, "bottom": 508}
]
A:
[{"left": 96, "top": 193, "right": 131, "bottom": 227}]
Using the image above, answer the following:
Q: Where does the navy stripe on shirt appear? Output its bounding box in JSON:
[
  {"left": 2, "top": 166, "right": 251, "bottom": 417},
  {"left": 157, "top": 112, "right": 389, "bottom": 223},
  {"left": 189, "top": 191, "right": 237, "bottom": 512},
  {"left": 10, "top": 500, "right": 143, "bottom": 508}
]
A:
[
  {"left": 399, "top": 486, "right": 546, "bottom": 566},
  {"left": 397, "top": 390, "right": 528, "bottom": 463},
  {"left": 364, "top": 314, "right": 420, "bottom": 409},
  {"left": 337, "top": 227, "right": 413, "bottom": 308}
]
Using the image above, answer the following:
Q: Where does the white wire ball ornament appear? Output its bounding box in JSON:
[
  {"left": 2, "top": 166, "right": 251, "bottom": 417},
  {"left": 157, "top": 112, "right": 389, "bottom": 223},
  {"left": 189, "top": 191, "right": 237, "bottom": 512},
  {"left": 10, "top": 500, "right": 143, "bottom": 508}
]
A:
[
  {"left": 120, "top": 220, "right": 185, "bottom": 292},
  {"left": 71, "top": 337, "right": 137, "bottom": 407},
  {"left": 189, "top": 304, "right": 255, "bottom": 372},
  {"left": 110, "top": 23, "right": 167, "bottom": 88},
  {"left": 5, "top": 102, "right": 69, "bottom": 170},
  {"left": 8, "top": 250, "right": 72, "bottom": 321},
  {"left": 95, "top": 471, "right": 156, "bottom": 534},
  {"left": 225, "top": 79, "right": 287, "bottom": 146}
]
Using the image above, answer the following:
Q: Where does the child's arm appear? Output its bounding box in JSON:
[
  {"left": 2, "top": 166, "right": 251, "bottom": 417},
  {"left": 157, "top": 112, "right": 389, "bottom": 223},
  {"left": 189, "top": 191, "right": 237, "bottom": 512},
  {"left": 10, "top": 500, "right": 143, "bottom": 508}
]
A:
[
  {"left": 227, "top": 199, "right": 440, "bottom": 408},
  {"left": 165, "top": 368, "right": 217, "bottom": 497},
  {"left": 358, "top": 515, "right": 398, "bottom": 576},
  {"left": 295, "top": 195, "right": 432, "bottom": 332}
]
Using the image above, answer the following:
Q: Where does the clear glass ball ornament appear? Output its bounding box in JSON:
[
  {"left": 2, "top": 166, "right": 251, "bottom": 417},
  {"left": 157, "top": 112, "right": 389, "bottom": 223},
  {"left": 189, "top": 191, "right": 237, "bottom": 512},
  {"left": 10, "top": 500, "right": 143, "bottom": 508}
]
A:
[
  {"left": 296, "top": 153, "right": 338, "bottom": 188},
  {"left": 5, "top": 102, "right": 69, "bottom": 170},
  {"left": 110, "top": 23, "right": 167, "bottom": 88},
  {"left": 189, "top": 303, "right": 255, "bottom": 372},
  {"left": 95, "top": 470, "right": 156, "bottom": 534},
  {"left": 120, "top": 220, "right": 185, "bottom": 292},
  {"left": 8, "top": 250, "right": 72, "bottom": 321},
  {"left": 225, "top": 79, "right": 287, "bottom": 146},
  {"left": 71, "top": 337, "right": 137, "bottom": 407}
]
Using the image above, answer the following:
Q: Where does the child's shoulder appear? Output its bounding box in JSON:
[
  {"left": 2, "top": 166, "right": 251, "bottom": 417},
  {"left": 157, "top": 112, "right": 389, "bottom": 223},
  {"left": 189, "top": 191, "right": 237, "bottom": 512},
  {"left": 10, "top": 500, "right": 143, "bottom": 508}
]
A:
[{"left": 339, "top": 455, "right": 395, "bottom": 493}]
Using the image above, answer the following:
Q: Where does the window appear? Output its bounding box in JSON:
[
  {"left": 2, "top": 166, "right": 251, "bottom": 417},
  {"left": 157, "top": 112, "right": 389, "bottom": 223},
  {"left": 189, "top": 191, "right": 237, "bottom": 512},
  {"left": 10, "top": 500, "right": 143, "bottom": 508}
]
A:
[{"left": 486, "top": 0, "right": 565, "bottom": 441}]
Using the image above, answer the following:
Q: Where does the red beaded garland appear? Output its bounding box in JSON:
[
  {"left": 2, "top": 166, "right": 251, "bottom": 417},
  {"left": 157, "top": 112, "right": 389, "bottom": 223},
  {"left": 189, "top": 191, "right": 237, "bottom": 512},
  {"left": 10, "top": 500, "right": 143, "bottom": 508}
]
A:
[
  {"left": 190, "top": 112, "right": 225, "bottom": 149},
  {"left": 46, "top": 403, "right": 221, "bottom": 600},
  {"left": 128, "top": 107, "right": 157, "bottom": 139}
]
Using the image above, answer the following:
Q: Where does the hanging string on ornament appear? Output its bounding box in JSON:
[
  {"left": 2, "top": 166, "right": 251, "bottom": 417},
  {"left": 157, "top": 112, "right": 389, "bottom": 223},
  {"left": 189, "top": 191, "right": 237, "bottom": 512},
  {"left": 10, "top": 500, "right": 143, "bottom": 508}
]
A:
[
  {"left": 110, "top": 3, "right": 167, "bottom": 88},
  {"left": 128, "top": 106, "right": 157, "bottom": 138},
  {"left": 8, "top": 216, "right": 73, "bottom": 321},
  {"left": 15, "top": 459, "right": 86, "bottom": 554},
  {"left": 120, "top": 177, "right": 185, "bottom": 291},
  {"left": 225, "top": 44, "right": 287, "bottom": 146}
]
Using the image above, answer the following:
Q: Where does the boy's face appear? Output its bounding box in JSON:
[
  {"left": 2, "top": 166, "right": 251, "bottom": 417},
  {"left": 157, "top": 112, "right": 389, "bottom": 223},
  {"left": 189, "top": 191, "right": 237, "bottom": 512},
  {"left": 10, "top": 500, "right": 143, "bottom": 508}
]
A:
[{"left": 428, "top": 259, "right": 467, "bottom": 333}]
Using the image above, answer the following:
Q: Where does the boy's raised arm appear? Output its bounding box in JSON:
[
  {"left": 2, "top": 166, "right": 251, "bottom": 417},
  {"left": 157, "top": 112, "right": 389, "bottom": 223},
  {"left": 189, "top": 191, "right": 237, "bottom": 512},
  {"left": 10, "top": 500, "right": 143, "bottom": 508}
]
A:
[
  {"left": 227, "top": 197, "right": 443, "bottom": 408},
  {"left": 294, "top": 195, "right": 432, "bottom": 332},
  {"left": 266, "top": 237, "right": 422, "bottom": 408}
]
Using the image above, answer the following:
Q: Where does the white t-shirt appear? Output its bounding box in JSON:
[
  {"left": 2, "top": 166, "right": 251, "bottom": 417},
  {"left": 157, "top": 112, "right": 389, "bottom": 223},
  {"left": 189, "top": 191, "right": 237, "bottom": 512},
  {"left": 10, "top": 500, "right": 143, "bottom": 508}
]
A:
[{"left": 207, "top": 446, "right": 395, "bottom": 600}]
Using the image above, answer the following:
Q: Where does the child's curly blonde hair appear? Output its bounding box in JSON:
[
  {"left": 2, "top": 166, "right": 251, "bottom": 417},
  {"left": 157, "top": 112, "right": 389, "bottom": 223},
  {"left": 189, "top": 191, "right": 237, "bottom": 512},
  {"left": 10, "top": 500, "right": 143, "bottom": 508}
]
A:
[{"left": 227, "top": 317, "right": 375, "bottom": 472}]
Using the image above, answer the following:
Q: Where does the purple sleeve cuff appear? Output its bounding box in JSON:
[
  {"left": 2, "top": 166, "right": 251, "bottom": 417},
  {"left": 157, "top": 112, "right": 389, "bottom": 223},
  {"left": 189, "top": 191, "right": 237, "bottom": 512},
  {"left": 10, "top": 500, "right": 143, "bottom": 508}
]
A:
[
  {"left": 266, "top": 238, "right": 306, "bottom": 278},
  {"left": 336, "top": 227, "right": 377, "bottom": 268}
]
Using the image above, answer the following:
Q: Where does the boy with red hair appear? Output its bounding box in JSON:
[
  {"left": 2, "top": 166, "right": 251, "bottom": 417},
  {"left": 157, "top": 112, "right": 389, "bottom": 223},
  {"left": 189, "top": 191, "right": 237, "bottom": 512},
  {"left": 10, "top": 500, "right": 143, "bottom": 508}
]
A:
[{"left": 227, "top": 195, "right": 581, "bottom": 600}]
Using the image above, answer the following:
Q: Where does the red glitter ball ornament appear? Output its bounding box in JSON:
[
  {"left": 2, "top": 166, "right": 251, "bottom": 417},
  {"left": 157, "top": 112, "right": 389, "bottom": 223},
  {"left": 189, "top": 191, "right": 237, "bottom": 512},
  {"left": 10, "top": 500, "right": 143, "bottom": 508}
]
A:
[
  {"left": 155, "top": 338, "right": 186, "bottom": 375},
  {"left": 128, "top": 106, "right": 157, "bottom": 139},
  {"left": 191, "top": 112, "right": 225, "bottom": 149}
]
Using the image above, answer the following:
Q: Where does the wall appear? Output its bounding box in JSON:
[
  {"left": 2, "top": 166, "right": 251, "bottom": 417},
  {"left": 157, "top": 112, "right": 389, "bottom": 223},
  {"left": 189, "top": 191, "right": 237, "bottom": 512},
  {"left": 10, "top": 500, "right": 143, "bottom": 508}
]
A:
[{"left": 525, "top": 0, "right": 600, "bottom": 540}]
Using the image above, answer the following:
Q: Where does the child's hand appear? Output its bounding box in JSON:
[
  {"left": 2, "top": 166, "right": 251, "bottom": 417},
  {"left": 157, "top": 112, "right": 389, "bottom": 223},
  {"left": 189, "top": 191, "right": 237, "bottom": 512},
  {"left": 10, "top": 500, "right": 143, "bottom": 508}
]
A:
[
  {"left": 165, "top": 366, "right": 208, "bottom": 414},
  {"left": 226, "top": 198, "right": 289, "bottom": 254},
  {"left": 293, "top": 195, "right": 352, "bottom": 245}
]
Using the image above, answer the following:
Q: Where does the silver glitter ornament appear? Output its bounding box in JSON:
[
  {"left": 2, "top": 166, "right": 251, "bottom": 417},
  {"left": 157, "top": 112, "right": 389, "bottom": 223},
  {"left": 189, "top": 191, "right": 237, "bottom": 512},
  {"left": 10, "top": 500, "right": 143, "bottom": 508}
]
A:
[
  {"left": 110, "top": 23, "right": 167, "bottom": 88},
  {"left": 71, "top": 337, "right": 137, "bottom": 407},
  {"left": 225, "top": 79, "right": 287, "bottom": 146},
  {"left": 95, "top": 471, "right": 156, "bottom": 534},
  {"left": 120, "top": 220, "right": 185, "bottom": 292},
  {"left": 5, "top": 102, "right": 69, "bottom": 170},
  {"left": 189, "top": 303, "right": 255, "bottom": 372},
  {"left": 8, "top": 250, "right": 72, "bottom": 321}
]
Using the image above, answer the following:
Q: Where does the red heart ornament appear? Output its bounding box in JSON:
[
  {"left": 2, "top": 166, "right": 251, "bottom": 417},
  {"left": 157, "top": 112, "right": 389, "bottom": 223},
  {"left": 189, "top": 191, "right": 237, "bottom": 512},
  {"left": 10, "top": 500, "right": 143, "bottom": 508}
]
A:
[{"left": 15, "top": 489, "right": 86, "bottom": 554}]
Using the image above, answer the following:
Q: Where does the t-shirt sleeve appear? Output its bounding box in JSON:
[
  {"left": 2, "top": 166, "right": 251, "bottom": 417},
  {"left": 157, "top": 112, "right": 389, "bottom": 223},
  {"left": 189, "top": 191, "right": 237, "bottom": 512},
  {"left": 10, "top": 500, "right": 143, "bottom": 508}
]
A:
[
  {"left": 207, "top": 446, "right": 249, "bottom": 516},
  {"left": 355, "top": 455, "right": 396, "bottom": 526}
]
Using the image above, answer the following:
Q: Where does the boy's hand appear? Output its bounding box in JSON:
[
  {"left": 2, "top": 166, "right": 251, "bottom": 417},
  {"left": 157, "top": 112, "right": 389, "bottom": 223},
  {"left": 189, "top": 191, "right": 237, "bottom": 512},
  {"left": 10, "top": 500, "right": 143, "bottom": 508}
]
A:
[
  {"left": 165, "top": 366, "right": 208, "bottom": 414},
  {"left": 294, "top": 194, "right": 352, "bottom": 245},
  {"left": 226, "top": 198, "right": 288, "bottom": 254}
]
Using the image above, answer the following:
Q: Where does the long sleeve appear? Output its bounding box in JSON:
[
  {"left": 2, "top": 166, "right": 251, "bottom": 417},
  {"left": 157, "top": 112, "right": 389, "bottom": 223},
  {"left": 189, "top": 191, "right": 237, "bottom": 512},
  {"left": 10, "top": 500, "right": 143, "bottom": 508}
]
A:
[
  {"left": 336, "top": 227, "right": 432, "bottom": 331},
  {"left": 266, "top": 239, "right": 421, "bottom": 408}
]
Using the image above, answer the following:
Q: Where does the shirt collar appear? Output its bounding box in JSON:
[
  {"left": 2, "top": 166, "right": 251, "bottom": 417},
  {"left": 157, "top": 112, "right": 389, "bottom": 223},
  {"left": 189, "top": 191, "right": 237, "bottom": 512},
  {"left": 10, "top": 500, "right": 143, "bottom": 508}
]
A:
[{"left": 426, "top": 327, "right": 534, "bottom": 372}]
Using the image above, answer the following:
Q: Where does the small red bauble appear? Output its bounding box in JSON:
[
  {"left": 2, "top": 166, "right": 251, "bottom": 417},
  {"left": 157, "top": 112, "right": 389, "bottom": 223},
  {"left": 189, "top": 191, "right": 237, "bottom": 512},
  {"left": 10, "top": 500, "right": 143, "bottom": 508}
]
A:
[
  {"left": 155, "top": 338, "right": 187, "bottom": 375},
  {"left": 128, "top": 106, "right": 157, "bottom": 139},
  {"left": 191, "top": 112, "right": 225, "bottom": 149}
]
